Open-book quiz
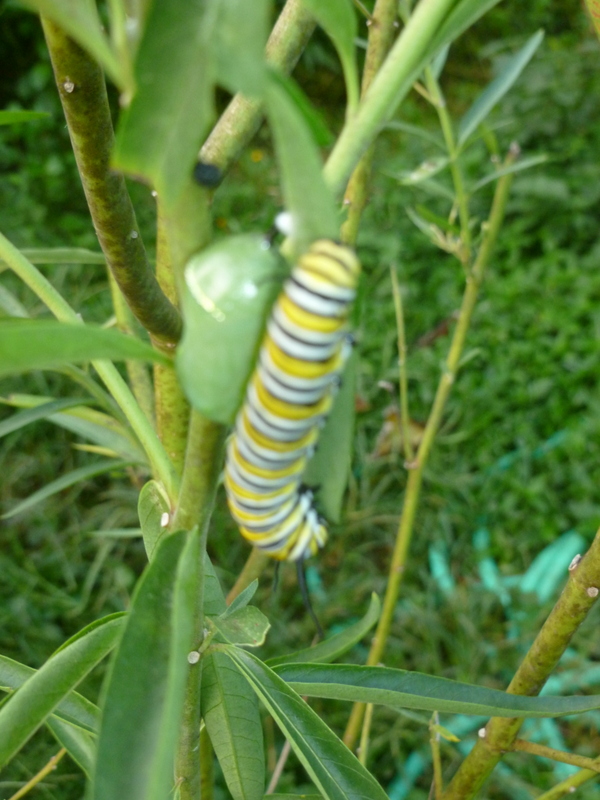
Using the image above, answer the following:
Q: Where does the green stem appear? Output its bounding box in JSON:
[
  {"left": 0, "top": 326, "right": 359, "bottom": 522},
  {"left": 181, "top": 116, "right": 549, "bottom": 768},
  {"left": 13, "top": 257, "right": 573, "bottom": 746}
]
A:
[
  {"left": 390, "top": 266, "right": 413, "bottom": 463},
  {"left": 107, "top": 271, "right": 156, "bottom": 426},
  {"left": 153, "top": 204, "right": 190, "bottom": 475},
  {"left": 200, "top": 0, "right": 315, "bottom": 173},
  {"left": 430, "top": 713, "right": 444, "bottom": 799},
  {"left": 41, "top": 17, "right": 182, "bottom": 344},
  {"left": 199, "top": 728, "right": 214, "bottom": 800},
  {"left": 536, "top": 769, "right": 600, "bottom": 800},
  {"left": 0, "top": 230, "right": 179, "bottom": 501},
  {"left": 344, "top": 150, "right": 517, "bottom": 750},
  {"left": 512, "top": 739, "right": 600, "bottom": 774},
  {"left": 424, "top": 67, "right": 471, "bottom": 261},
  {"left": 324, "top": 0, "right": 457, "bottom": 198},
  {"left": 441, "top": 527, "right": 600, "bottom": 800}
]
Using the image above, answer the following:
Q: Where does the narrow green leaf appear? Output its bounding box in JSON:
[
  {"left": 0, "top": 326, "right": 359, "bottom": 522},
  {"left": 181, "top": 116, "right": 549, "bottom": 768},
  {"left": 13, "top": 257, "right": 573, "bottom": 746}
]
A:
[
  {"left": 0, "top": 614, "right": 123, "bottom": 769},
  {"left": 427, "top": 0, "right": 503, "bottom": 56},
  {"left": 265, "top": 76, "right": 338, "bottom": 255},
  {"left": 138, "top": 479, "right": 171, "bottom": 559},
  {"left": 113, "top": 0, "right": 214, "bottom": 207},
  {"left": 46, "top": 716, "right": 95, "bottom": 777},
  {"left": 303, "top": 352, "right": 356, "bottom": 523},
  {"left": 202, "top": 651, "right": 265, "bottom": 800},
  {"left": 9, "top": 247, "right": 105, "bottom": 265},
  {"left": 458, "top": 30, "right": 544, "bottom": 146},
  {"left": 91, "top": 528, "right": 142, "bottom": 538},
  {"left": 384, "top": 120, "right": 446, "bottom": 150},
  {"left": 397, "top": 156, "right": 450, "bottom": 186},
  {"left": 92, "top": 531, "right": 191, "bottom": 800},
  {"left": 19, "top": 0, "right": 129, "bottom": 91},
  {"left": 267, "top": 594, "right": 380, "bottom": 668},
  {"left": 300, "top": 0, "right": 359, "bottom": 112},
  {"left": 222, "top": 580, "right": 259, "bottom": 618},
  {"left": 0, "top": 320, "right": 170, "bottom": 378},
  {"left": 0, "top": 110, "right": 49, "bottom": 125},
  {"left": 471, "top": 154, "right": 549, "bottom": 192},
  {"left": 212, "top": 607, "right": 270, "bottom": 648},
  {"left": 204, "top": 553, "right": 227, "bottom": 618},
  {"left": 214, "top": 0, "right": 270, "bottom": 96},
  {"left": 146, "top": 526, "right": 204, "bottom": 800},
  {"left": 2, "top": 459, "right": 132, "bottom": 520},
  {"left": 266, "top": 795, "right": 321, "bottom": 800},
  {"left": 0, "top": 654, "right": 100, "bottom": 733},
  {"left": 274, "top": 663, "right": 600, "bottom": 718},
  {"left": 225, "top": 648, "right": 389, "bottom": 800},
  {"left": 0, "top": 398, "right": 93, "bottom": 438}
]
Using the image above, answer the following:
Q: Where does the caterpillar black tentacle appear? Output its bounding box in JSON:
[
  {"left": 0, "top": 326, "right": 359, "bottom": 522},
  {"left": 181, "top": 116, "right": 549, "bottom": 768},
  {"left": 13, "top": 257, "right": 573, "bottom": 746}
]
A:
[{"left": 225, "top": 239, "right": 360, "bottom": 562}]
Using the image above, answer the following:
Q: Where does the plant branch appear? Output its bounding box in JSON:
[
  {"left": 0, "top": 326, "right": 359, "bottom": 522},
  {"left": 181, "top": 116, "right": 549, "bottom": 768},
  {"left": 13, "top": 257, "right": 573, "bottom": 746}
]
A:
[
  {"left": 7, "top": 748, "right": 67, "bottom": 800},
  {"left": 441, "top": 527, "right": 600, "bottom": 800},
  {"left": 391, "top": 266, "right": 413, "bottom": 463},
  {"left": 200, "top": 0, "right": 315, "bottom": 174},
  {"left": 344, "top": 148, "right": 517, "bottom": 749},
  {"left": 41, "top": 18, "right": 182, "bottom": 345},
  {"left": 536, "top": 768, "right": 600, "bottom": 800},
  {"left": 511, "top": 739, "right": 600, "bottom": 773},
  {"left": 0, "top": 230, "right": 179, "bottom": 501},
  {"left": 325, "top": 0, "right": 457, "bottom": 198}
]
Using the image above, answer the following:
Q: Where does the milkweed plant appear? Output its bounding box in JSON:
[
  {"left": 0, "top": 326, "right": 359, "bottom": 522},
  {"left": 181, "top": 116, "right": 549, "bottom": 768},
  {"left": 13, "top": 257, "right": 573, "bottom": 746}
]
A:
[{"left": 1, "top": 1, "right": 600, "bottom": 800}]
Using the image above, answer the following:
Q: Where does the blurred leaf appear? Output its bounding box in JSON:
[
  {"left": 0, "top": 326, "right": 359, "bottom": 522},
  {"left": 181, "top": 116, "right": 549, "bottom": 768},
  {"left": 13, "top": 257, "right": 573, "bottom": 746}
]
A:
[
  {"left": 20, "top": 0, "right": 130, "bottom": 91},
  {"left": 0, "top": 284, "right": 28, "bottom": 318},
  {"left": 427, "top": 0, "right": 503, "bottom": 56},
  {"left": 113, "top": 0, "right": 214, "bottom": 207},
  {"left": 0, "top": 397, "right": 93, "bottom": 438},
  {"left": 91, "top": 528, "right": 142, "bottom": 538},
  {"left": 0, "top": 654, "right": 99, "bottom": 733},
  {"left": 300, "top": 0, "right": 359, "bottom": 111},
  {"left": 267, "top": 593, "right": 380, "bottom": 667},
  {"left": 0, "top": 614, "right": 123, "bottom": 769},
  {"left": 584, "top": 0, "right": 600, "bottom": 39},
  {"left": 266, "top": 796, "right": 321, "bottom": 800},
  {"left": 269, "top": 72, "right": 333, "bottom": 148},
  {"left": 177, "top": 235, "right": 280, "bottom": 424},
  {"left": 225, "top": 647, "right": 389, "bottom": 800},
  {"left": 222, "top": 580, "right": 259, "bottom": 618},
  {"left": 384, "top": 120, "right": 446, "bottom": 150},
  {"left": 0, "top": 320, "right": 170, "bottom": 377},
  {"left": 46, "top": 716, "right": 95, "bottom": 777},
  {"left": 370, "top": 404, "right": 425, "bottom": 459},
  {"left": 204, "top": 553, "right": 227, "bottom": 618},
  {"left": 92, "top": 530, "right": 198, "bottom": 800},
  {"left": 201, "top": 651, "right": 265, "bottom": 800},
  {"left": 214, "top": 0, "right": 270, "bottom": 96},
  {"left": 2, "top": 459, "right": 132, "bottom": 519},
  {"left": 0, "top": 248, "right": 106, "bottom": 267},
  {"left": 211, "top": 607, "right": 270, "bottom": 648},
  {"left": 265, "top": 76, "right": 338, "bottom": 255},
  {"left": 274, "top": 663, "right": 600, "bottom": 717},
  {"left": 0, "top": 110, "right": 50, "bottom": 125},
  {"left": 430, "top": 43, "right": 450, "bottom": 79},
  {"left": 138, "top": 479, "right": 171, "bottom": 558},
  {"left": 471, "top": 154, "right": 549, "bottom": 192},
  {"left": 397, "top": 156, "right": 450, "bottom": 186},
  {"left": 458, "top": 31, "right": 544, "bottom": 147},
  {"left": 303, "top": 352, "right": 357, "bottom": 523}
]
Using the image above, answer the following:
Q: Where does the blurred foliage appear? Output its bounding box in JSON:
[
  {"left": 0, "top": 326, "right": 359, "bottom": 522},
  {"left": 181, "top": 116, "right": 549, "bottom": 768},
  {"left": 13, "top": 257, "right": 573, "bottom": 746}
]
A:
[{"left": 1, "top": 0, "right": 600, "bottom": 797}]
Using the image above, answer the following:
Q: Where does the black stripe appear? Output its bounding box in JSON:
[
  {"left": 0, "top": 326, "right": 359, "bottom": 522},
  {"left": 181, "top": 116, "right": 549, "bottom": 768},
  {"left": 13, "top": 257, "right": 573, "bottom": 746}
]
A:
[
  {"left": 241, "top": 493, "right": 302, "bottom": 534},
  {"left": 289, "top": 275, "right": 348, "bottom": 306},
  {"left": 247, "top": 396, "right": 315, "bottom": 438}
]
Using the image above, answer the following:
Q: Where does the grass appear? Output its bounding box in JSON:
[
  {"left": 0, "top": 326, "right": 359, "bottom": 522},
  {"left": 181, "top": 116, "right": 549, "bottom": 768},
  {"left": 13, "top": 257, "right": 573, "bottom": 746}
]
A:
[{"left": 1, "top": 5, "right": 600, "bottom": 799}]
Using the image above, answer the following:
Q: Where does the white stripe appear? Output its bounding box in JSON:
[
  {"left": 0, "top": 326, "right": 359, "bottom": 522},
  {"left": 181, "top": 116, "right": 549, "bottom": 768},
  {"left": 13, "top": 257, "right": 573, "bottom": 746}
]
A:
[
  {"left": 272, "top": 304, "right": 345, "bottom": 346},
  {"left": 285, "top": 280, "right": 346, "bottom": 317},
  {"left": 258, "top": 363, "right": 331, "bottom": 406},
  {"left": 267, "top": 318, "right": 339, "bottom": 361}
]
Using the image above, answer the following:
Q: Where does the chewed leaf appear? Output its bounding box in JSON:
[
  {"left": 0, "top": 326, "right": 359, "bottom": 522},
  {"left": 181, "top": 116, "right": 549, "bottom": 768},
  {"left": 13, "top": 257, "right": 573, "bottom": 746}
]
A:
[{"left": 211, "top": 607, "right": 270, "bottom": 648}]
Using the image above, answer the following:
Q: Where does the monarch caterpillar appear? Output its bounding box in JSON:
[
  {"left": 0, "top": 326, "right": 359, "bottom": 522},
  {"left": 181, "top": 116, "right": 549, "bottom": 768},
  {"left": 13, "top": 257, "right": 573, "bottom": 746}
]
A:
[{"left": 224, "top": 239, "right": 360, "bottom": 563}]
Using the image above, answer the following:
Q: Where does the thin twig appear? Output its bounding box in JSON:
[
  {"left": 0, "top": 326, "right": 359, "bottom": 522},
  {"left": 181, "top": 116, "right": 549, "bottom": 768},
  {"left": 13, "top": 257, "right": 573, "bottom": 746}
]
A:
[
  {"left": 536, "top": 768, "right": 599, "bottom": 800},
  {"left": 511, "top": 738, "right": 600, "bottom": 774},
  {"left": 266, "top": 740, "right": 292, "bottom": 794},
  {"left": 7, "top": 748, "right": 67, "bottom": 800},
  {"left": 390, "top": 266, "right": 413, "bottom": 463},
  {"left": 358, "top": 703, "right": 374, "bottom": 767},
  {"left": 430, "top": 712, "right": 444, "bottom": 799}
]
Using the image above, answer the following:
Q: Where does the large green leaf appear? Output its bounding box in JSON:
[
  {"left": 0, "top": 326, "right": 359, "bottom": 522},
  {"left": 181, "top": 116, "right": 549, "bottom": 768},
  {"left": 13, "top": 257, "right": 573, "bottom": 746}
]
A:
[
  {"left": 46, "top": 716, "right": 95, "bottom": 777},
  {"left": 265, "top": 76, "right": 338, "bottom": 256},
  {"left": 267, "top": 594, "right": 380, "bottom": 668},
  {"left": 0, "top": 614, "right": 123, "bottom": 769},
  {"left": 20, "top": 0, "right": 130, "bottom": 91},
  {"left": 458, "top": 30, "right": 544, "bottom": 146},
  {"left": 211, "top": 607, "right": 270, "bottom": 648},
  {"left": 202, "top": 651, "right": 265, "bottom": 800},
  {"left": 113, "top": 0, "right": 214, "bottom": 207},
  {"left": 214, "top": 0, "right": 270, "bottom": 96},
  {"left": 177, "top": 235, "right": 280, "bottom": 424},
  {"left": 224, "top": 648, "right": 388, "bottom": 800},
  {"left": 0, "top": 320, "right": 170, "bottom": 378},
  {"left": 274, "top": 663, "right": 600, "bottom": 718},
  {"left": 92, "top": 530, "right": 197, "bottom": 800},
  {"left": 0, "top": 654, "right": 99, "bottom": 733},
  {"left": 300, "top": 0, "right": 358, "bottom": 112},
  {"left": 2, "top": 459, "right": 132, "bottom": 519},
  {"left": 303, "top": 351, "right": 357, "bottom": 523}
]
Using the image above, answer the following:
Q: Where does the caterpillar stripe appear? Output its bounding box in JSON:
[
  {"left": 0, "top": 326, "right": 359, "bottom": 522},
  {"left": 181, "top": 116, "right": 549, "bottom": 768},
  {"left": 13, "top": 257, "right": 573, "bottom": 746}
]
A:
[{"left": 225, "top": 239, "right": 360, "bottom": 562}]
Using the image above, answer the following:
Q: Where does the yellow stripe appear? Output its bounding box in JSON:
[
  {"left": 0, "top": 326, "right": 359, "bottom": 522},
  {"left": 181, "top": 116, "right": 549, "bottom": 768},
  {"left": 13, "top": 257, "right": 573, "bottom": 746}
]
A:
[
  {"left": 254, "top": 375, "right": 332, "bottom": 421},
  {"left": 240, "top": 408, "right": 318, "bottom": 453},
  {"left": 279, "top": 294, "right": 344, "bottom": 333},
  {"left": 266, "top": 336, "right": 344, "bottom": 379},
  {"left": 232, "top": 439, "right": 306, "bottom": 480},
  {"left": 224, "top": 471, "right": 295, "bottom": 503}
]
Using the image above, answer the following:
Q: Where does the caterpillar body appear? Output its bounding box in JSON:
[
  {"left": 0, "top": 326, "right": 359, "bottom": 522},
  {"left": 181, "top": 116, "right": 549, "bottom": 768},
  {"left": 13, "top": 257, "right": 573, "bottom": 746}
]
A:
[{"left": 224, "top": 239, "right": 360, "bottom": 562}]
